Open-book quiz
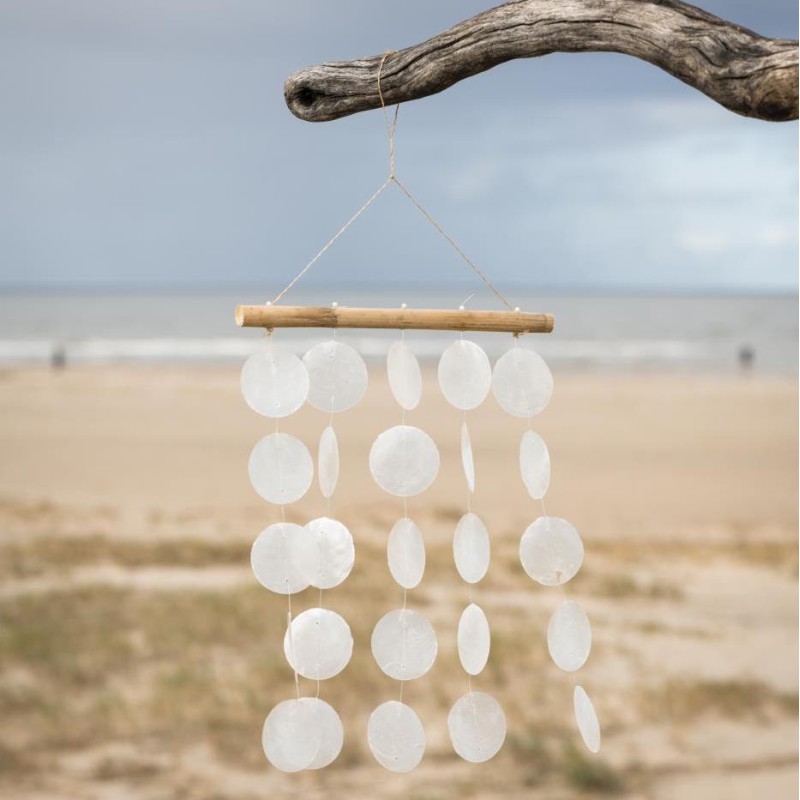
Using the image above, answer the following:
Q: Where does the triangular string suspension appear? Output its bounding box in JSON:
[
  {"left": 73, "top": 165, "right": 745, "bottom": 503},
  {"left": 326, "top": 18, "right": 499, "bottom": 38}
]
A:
[{"left": 270, "top": 51, "right": 515, "bottom": 311}]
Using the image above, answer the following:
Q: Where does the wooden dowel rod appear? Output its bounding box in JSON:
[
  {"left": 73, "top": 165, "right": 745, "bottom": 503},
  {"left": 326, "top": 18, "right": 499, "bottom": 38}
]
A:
[{"left": 235, "top": 305, "right": 554, "bottom": 334}]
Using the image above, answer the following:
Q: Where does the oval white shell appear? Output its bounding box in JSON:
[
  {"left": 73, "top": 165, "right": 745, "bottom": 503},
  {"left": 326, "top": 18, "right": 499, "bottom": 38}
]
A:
[
  {"left": 369, "top": 425, "right": 440, "bottom": 497},
  {"left": 492, "top": 347, "right": 553, "bottom": 418},
  {"left": 519, "top": 430, "right": 550, "bottom": 499},
  {"left": 262, "top": 698, "right": 322, "bottom": 772},
  {"left": 448, "top": 692, "right": 506, "bottom": 763},
  {"left": 305, "top": 517, "right": 355, "bottom": 590},
  {"left": 317, "top": 425, "right": 339, "bottom": 499},
  {"left": 457, "top": 603, "right": 491, "bottom": 676},
  {"left": 387, "top": 340, "right": 422, "bottom": 410},
  {"left": 574, "top": 685, "right": 601, "bottom": 754},
  {"left": 438, "top": 340, "right": 492, "bottom": 410},
  {"left": 461, "top": 422, "right": 475, "bottom": 493},
  {"left": 387, "top": 518, "right": 426, "bottom": 589},
  {"left": 241, "top": 344, "right": 309, "bottom": 418},
  {"left": 519, "top": 516, "right": 584, "bottom": 586},
  {"left": 453, "top": 512, "right": 490, "bottom": 584},
  {"left": 248, "top": 432, "right": 313, "bottom": 505},
  {"left": 371, "top": 608, "right": 438, "bottom": 680},
  {"left": 547, "top": 600, "right": 592, "bottom": 672},
  {"left": 250, "top": 522, "right": 315, "bottom": 595},
  {"left": 367, "top": 700, "right": 425, "bottom": 773},
  {"left": 284, "top": 608, "right": 353, "bottom": 680},
  {"left": 303, "top": 340, "right": 368, "bottom": 413}
]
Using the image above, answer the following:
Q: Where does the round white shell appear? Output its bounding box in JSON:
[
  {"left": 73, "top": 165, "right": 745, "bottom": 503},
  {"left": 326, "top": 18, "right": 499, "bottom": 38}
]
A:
[
  {"left": 262, "top": 698, "right": 322, "bottom": 772},
  {"left": 519, "top": 516, "right": 584, "bottom": 586},
  {"left": 284, "top": 608, "right": 353, "bottom": 680},
  {"left": 303, "top": 340, "right": 368, "bottom": 413},
  {"left": 371, "top": 609, "right": 438, "bottom": 681},
  {"left": 248, "top": 432, "right": 313, "bottom": 505},
  {"left": 519, "top": 430, "right": 550, "bottom": 499},
  {"left": 574, "top": 685, "right": 601, "bottom": 754},
  {"left": 438, "top": 340, "right": 492, "bottom": 410},
  {"left": 241, "top": 344, "right": 309, "bottom": 418},
  {"left": 453, "top": 512, "right": 490, "bottom": 584},
  {"left": 306, "top": 698, "right": 345, "bottom": 769},
  {"left": 448, "top": 692, "right": 506, "bottom": 763},
  {"left": 367, "top": 700, "right": 425, "bottom": 773},
  {"left": 317, "top": 425, "right": 339, "bottom": 499},
  {"left": 492, "top": 347, "right": 553, "bottom": 418},
  {"left": 387, "top": 340, "right": 422, "bottom": 410},
  {"left": 387, "top": 518, "right": 426, "bottom": 590},
  {"left": 461, "top": 422, "right": 475, "bottom": 493},
  {"left": 547, "top": 600, "right": 592, "bottom": 672},
  {"left": 457, "top": 603, "right": 491, "bottom": 676},
  {"left": 305, "top": 517, "right": 355, "bottom": 590},
  {"left": 250, "top": 522, "right": 315, "bottom": 595},
  {"left": 369, "top": 425, "right": 440, "bottom": 497}
]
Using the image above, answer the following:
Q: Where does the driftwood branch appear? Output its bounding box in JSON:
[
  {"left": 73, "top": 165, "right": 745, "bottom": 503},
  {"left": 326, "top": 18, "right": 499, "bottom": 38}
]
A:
[{"left": 285, "top": 0, "right": 798, "bottom": 123}]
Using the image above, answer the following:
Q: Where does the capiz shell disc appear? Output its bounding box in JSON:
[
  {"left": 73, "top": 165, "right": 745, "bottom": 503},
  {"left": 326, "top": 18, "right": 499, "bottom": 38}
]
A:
[
  {"left": 519, "top": 430, "right": 550, "bottom": 499},
  {"left": 519, "top": 516, "right": 583, "bottom": 586},
  {"left": 367, "top": 700, "right": 426, "bottom": 772},
  {"left": 387, "top": 517, "right": 426, "bottom": 590},
  {"left": 448, "top": 692, "right": 506, "bottom": 763},
  {"left": 303, "top": 340, "right": 368, "bottom": 413},
  {"left": 241, "top": 344, "right": 309, "bottom": 418},
  {"left": 492, "top": 347, "right": 553, "bottom": 418},
  {"left": 262, "top": 698, "right": 322, "bottom": 772},
  {"left": 371, "top": 608, "right": 438, "bottom": 680},
  {"left": 250, "top": 522, "right": 315, "bottom": 595},
  {"left": 284, "top": 608, "right": 353, "bottom": 680},
  {"left": 547, "top": 600, "right": 592, "bottom": 672},
  {"left": 574, "top": 685, "right": 601, "bottom": 754},
  {"left": 457, "top": 603, "right": 491, "bottom": 676},
  {"left": 317, "top": 425, "right": 339, "bottom": 499},
  {"left": 369, "top": 425, "right": 440, "bottom": 497},
  {"left": 387, "top": 340, "right": 422, "bottom": 410},
  {"left": 248, "top": 432, "right": 313, "bottom": 505},
  {"left": 305, "top": 516, "right": 355, "bottom": 590},
  {"left": 453, "top": 512, "right": 490, "bottom": 584},
  {"left": 438, "top": 340, "right": 492, "bottom": 410},
  {"left": 461, "top": 422, "right": 475, "bottom": 493}
]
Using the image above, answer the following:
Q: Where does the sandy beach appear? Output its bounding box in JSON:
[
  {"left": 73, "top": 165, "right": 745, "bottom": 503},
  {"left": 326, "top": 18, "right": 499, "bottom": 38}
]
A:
[{"left": 0, "top": 365, "right": 796, "bottom": 799}]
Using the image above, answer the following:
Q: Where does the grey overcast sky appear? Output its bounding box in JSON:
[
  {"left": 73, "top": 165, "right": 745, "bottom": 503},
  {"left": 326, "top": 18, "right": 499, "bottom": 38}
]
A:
[{"left": 0, "top": 0, "right": 797, "bottom": 293}]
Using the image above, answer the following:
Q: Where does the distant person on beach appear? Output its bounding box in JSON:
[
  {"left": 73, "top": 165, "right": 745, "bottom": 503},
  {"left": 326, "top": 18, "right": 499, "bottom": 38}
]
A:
[{"left": 738, "top": 344, "right": 755, "bottom": 372}]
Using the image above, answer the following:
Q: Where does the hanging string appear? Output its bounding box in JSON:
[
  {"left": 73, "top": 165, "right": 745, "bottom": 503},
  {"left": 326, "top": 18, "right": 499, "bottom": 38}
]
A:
[{"left": 268, "top": 50, "right": 517, "bottom": 313}]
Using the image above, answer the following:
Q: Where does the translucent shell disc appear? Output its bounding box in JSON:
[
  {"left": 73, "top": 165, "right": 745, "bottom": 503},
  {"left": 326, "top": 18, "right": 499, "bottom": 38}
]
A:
[
  {"left": 457, "top": 603, "right": 491, "bottom": 676},
  {"left": 371, "top": 609, "right": 438, "bottom": 680},
  {"left": 303, "top": 340, "right": 368, "bottom": 413},
  {"left": 574, "top": 685, "right": 601, "bottom": 754},
  {"left": 460, "top": 422, "right": 475, "bottom": 493},
  {"left": 367, "top": 701, "right": 425, "bottom": 773},
  {"left": 387, "top": 340, "right": 422, "bottom": 410},
  {"left": 251, "top": 522, "right": 315, "bottom": 595},
  {"left": 284, "top": 608, "right": 353, "bottom": 680},
  {"left": 317, "top": 425, "right": 339, "bottom": 499},
  {"left": 519, "top": 430, "right": 550, "bottom": 500},
  {"left": 305, "top": 517, "right": 355, "bottom": 590},
  {"left": 241, "top": 344, "right": 309, "bottom": 418},
  {"left": 448, "top": 692, "right": 506, "bottom": 763},
  {"left": 547, "top": 600, "right": 592, "bottom": 672},
  {"left": 369, "top": 425, "right": 440, "bottom": 497},
  {"left": 262, "top": 698, "right": 322, "bottom": 772},
  {"left": 438, "top": 340, "right": 492, "bottom": 410},
  {"left": 387, "top": 517, "right": 426, "bottom": 590},
  {"left": 248, "top": 432, "right": 313, "bottom": 505},
  {"left": 519, "top": 516, "right": 584, "bottom": 586},
  {"left": 453, "top": 512, "right": 490, "bottom": 584},
  {"left": 492, "top": 347, "right": 553, "bottom": 418}
]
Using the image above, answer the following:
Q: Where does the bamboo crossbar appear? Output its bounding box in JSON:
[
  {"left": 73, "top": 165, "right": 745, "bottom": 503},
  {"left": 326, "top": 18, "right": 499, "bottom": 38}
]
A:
[{"left": 235, "top": 305, "right": 555, "bottom": 334}]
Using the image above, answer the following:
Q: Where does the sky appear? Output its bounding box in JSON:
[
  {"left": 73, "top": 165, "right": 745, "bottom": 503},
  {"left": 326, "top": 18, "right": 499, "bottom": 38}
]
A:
[{"left": 0, "top": 0, "right": 797, "bottom": 294}]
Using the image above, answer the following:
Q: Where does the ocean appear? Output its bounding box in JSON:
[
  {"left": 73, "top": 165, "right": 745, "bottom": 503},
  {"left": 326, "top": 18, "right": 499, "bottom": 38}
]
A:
[{"left": 0, "top": 290, "right": 796, "bottom": 374}]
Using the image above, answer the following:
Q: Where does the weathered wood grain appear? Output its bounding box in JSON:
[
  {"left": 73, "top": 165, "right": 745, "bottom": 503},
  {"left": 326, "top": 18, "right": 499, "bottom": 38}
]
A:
[
  {"left": 236, "top": 305, "right": 555, "bottom": 334},
  {"left": 284, "top": 0, "right": 798, "bottom": 122}
]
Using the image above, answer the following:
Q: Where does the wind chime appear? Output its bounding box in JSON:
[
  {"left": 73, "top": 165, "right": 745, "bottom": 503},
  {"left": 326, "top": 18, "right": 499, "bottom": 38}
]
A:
[{"left": 236, "top": 61, "right": 600, "bottom": 773}]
